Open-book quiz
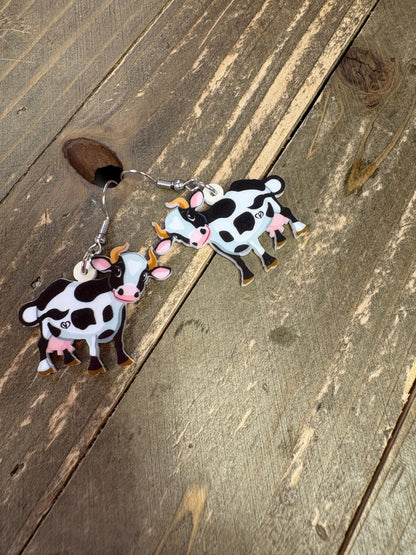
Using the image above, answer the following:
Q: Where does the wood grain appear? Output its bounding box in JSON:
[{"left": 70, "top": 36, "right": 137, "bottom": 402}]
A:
[
  {"left": 22, "top": 0, "right": 416, "bottom": 553},
  {"left": 0, "top": 0, "right": 378, "bottom": 552},
  {"left": 348, "top": 398, "right": 416, "bottom": 553},
  {"left": 0, "top": 0, "right": 170, "bottom": 201}
]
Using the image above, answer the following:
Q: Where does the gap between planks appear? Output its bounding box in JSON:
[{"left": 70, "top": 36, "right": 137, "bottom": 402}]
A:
[{"left": 339, "top": 375, "right": 416, "bottom": 554}]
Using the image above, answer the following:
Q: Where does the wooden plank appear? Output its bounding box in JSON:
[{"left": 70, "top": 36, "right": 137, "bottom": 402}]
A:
[
  {"left": 21, "top": 0, "right": 416, "bottom": 553},
  {"left": 0, "top": 0, "right": 377, "bottom": 552},
  {"left": 0, "top": 0, "right": 171, "bottom": 201},
  {"left": 348, "top": 397, "right": 416, "bottom": 553}
]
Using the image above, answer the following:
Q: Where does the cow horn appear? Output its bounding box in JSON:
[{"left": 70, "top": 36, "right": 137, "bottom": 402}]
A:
[
  {"left": 166, "top": 197, "right": 189, "bottom": 209},
  {"left": 152, "top": 222, "right": 169, "bottom": 239},
  {"left": 110, "top": 243, "right": 129, "bottom": 263},
  {"left": 147, "top": 247, "right": 157, "bottom": 270}
]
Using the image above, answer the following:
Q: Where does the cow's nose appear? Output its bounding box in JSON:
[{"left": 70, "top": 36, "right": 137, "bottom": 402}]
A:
[
  {"left": 200, "top": 228, "right": 207, "bottom": 235},
  {"left": 134, "top": 292, "right": 139, "bottom": 298},
  {"left": 118, "top": 288, "right": 124, "bottom": 295}
]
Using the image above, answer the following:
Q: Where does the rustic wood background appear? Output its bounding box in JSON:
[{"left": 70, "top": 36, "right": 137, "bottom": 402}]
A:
[{"left": 1, "top": 0, "right": 416, "bottom": 552}]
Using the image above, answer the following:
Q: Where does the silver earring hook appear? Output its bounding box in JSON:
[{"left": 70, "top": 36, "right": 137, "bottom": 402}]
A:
[
  {"left": 121, "top": 168, "right": 217, "bottom": 194},
  {"left": 80, "top": 179, "right": 117, "bottom": 274}
]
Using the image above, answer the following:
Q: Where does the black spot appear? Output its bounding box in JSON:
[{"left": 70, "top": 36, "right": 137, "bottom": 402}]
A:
[
  {"left": 45, "top": 309, "right": 69, "bottom": 321},
  {"left": 99, "top": 329, "right": 114, "bottom": 340},
  {"left": 234, "top": 212, "right": 255, "bottom": 234},
  {"left": 206, "top": 198, "right": 236, "bottom": 222},
  {"left": 249, "top": 195, "right": 265, "bottom": 210},
  {"left": 36, "top": 279, "right": 71, "bottom": 311},
  {"left": 137, "top": 271, "right": 148, "bottom": 291},
  {"left": 174, "top": 233, "right": 191, "bottom": 245},
  {"left": 235, "top": 244, "right": 249, "bottom": 253},
  {"left": 75, "top": 278, "right": 109, "bottom": 302},
  {"left": 48, "top": 323, "right": 61, "bottom": 337},
  {"left": 266, "top": 202, "right": 274, "bottom": 217},
  {"left": 103, "top": 305, "right": 113, "bottom": 322},
  {"left": 71, "top": 308, "right": 96, "bottom": 330},
  {"left": 248, "top": 192, "right": 277, "bottom": 210},
  {"left": 109, "top": 259, "right": 126, "bottom": 289},
  {"left": 179, "top": 208, "right": 207, "bottom": 228},
  {"left": 219, "top": 231, "right": 234, "bottom": 242},
  {"left": 229, "top": 179, "right": 266, "bottom": 192}
]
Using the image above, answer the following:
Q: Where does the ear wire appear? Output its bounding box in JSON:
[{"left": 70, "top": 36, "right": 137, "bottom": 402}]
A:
[{"left": 80, "top": 179, "right": 116, "bottom": 274}]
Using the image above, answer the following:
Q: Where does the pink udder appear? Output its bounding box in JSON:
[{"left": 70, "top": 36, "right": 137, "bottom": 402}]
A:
[
  {"left": 267, "top": 213, "right": 290, "bottom": 236},
  {"left": 47, "top": 337, "right": 75, "bottom": 356}
]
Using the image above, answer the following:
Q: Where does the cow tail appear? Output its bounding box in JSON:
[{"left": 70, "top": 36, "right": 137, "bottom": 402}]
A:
[
  {"left": 19, "top": 302, "right": 69, "bottom": 327},
  {"left": 265, "top": 176, "right": 285, "bottom": 197},
  {"left": 19, "top": 302, "right": 38, "bottom": 326}
]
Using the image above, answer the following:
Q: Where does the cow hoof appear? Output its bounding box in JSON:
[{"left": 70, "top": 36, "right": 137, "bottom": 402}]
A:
[
  {"left": 242, "top": 276, "right": 255, "bottom": 286},
  {"left": 119, "top": 357, "right": 134, "bottom": 367},
  {"left": 266, "top": 259, "right": 278, "bottom": 271},
  {"left": 66, "top": 359, "right": 81, "bottom": 367},
  {"left": 275, "top": 239, "right": 287, "bottom": 249},
  {"left": 88, "top": 367, "right": 105, "bottom": 376},
  {"left": 295, "top": 226, "right": 307, "bottom": 238},
  {"left": 290, "top": 222, "right": 307, "bottom": 238},
  {"left": 38, "top": 367, "right": 55, "bottom": 375}
]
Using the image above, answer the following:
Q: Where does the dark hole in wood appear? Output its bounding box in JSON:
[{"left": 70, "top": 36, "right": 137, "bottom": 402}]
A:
[
  {"left": 11, "top": 463, "right": 24, "bottom": 477},
  {"left": 63, "top": 138, "right": 124, "bottom": 187},
  {"left": 94, "top": 165, "right": 123, "bottom": 188}
]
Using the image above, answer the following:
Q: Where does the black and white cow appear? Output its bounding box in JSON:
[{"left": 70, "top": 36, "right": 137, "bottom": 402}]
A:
[
  {"left": 19, "top": 244, "right": 171, "bottom": 375},
  {"left": 153, "top": 176, "right": 306, "bottom": 285}
]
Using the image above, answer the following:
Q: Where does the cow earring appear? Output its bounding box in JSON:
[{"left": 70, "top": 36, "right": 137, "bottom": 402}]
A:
[
  {"left": 129, "top": 171, "right": 307, "bottom": 286},
  {"left": 121, "top": 170, "right": 307, "bottom": 286},
  {"left": 19, "top": 179, "right": 171, "bottom": 376}
]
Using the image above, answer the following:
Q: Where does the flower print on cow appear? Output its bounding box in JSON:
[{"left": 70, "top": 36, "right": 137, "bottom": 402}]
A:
[
  {"left": 19, "top": 244, "right": 171, "bottom": 376},
  {"left": 153, "top": 176, "right": 307, "bottom": 286}
]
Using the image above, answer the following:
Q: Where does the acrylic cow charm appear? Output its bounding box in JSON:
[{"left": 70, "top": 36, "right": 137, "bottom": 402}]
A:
[
  {"left": 153, "top": 176, "right": 306, "bottom": 286},
  {"left": 19, "top": 244, "right": 171, "bottom": 375}
]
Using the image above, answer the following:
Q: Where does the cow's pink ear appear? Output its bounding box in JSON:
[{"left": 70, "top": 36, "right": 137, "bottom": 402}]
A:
[
  {"left": 150, "top": 266, "right": 171, "bottom": 280},
  {"left": 190, "top": 190, "right": 205, "bottom": 210},
  {"left": 91, "top": 257, "right": 112, "bottom": 272},
  {"left": 155, "top": 239, "right": 173, "bottom": 255}
]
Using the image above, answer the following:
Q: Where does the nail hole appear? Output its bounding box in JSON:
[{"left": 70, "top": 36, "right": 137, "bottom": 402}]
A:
[
  {"left": 63, "top": 138, "right": 123, "bottom": 187},
  {"left": 11, "top": 463, "right": 24, "bottom": 477}
]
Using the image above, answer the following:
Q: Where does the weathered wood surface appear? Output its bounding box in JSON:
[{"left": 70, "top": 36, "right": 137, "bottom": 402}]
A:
[
  {"left": 349, "top": 399, "right": 416, "bottom": 553},
  {"left": 0, "top": 0, "right": 380, "bottom": 553},
  {"left": 0, "top": 0, "right": 171, "bottom": 201},
  {"left": 21, "top": 0, "right": 416, "bottom": 553}
]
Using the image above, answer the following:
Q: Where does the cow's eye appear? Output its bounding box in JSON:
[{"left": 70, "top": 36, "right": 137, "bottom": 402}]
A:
[
  {"left": 114, "top": 266, "right": 122, "bottom": 277},
  {"left": 187, "top": 211, "right": 195, "bottom": 222}
]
